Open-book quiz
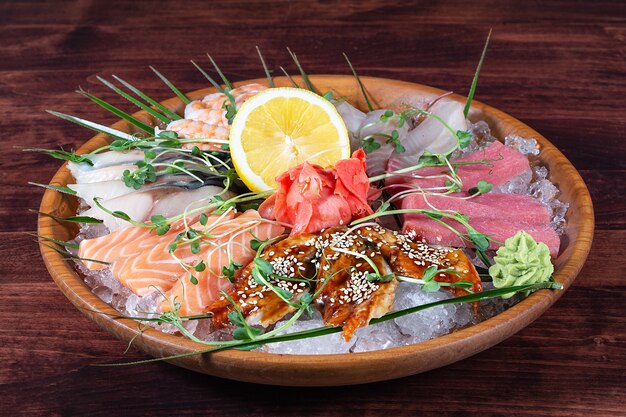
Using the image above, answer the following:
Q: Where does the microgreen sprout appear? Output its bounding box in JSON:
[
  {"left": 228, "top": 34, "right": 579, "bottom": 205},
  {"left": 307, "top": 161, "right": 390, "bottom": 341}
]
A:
[
  {"left": 222, "top": 260, "right": 243, "bottom": 283},
  {"left": 28, "top": 182, "right": 77, "bottom": 196},
  {"left": 34, "top": 209, "right": 103, "bottom": 224},
  {"left": 468, "top": 180, "right": 493, "bottom": 196}
]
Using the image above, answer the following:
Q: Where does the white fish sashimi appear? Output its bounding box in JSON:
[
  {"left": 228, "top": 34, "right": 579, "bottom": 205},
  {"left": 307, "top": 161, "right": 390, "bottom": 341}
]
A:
[
  {"left": 68, "top": 180, "right": 135, "bottom": 202},
  {"left": 335, "top": 101, "right": 366, "bottom": 151},
  {"left": 356, "top": 109, "right": 409, "bottom": 176},
  {"left": 153, "top": 186, "right": 234, "bottom": 218},
  {"left": 69, "top": 163, "right": 138, "bottom": 184},
  {"left": 82, "top": 186, "right": 232, "bottom": 232},
  {"left": 387, "top": 100, "right": 467, "bottom": 172},
  {"left": 68, "top": 175, "right": 205, "bottom": 206},
  {"left": 82, "top": 192, "right": 155, "bottom": 231},
  {"left": 67, "top": 150, "right": 144, "bottom": 175}
]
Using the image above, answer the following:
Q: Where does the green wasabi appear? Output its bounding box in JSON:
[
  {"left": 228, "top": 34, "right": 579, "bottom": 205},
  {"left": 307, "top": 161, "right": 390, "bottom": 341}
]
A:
[{"left": 489, "top": 231, "right": 554, "bottom": 298}]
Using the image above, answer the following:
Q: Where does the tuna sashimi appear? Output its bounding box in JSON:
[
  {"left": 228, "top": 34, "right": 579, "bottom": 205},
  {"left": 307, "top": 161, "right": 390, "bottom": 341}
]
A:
[
  {"left": 401, "top": 192, "right": 560, "bottom": 257},
  {"left": 160, "top": 210, "right": 285, "bottom": 315},
  {"left": 401, "top": 192, "right": 552, "bottom": 225},
  {"left": 403, "top": 217, "right": 560, "bottom": 257},
  {"left": 388, "top": 140, "right": 531, "bottom": 191}
]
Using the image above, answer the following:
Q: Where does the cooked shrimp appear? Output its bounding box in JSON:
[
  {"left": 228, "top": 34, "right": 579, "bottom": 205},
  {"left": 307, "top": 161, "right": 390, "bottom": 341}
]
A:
[
  {"left": 165, "top": 119, "right": 229, "bottom": 151},
  {"left": 183, "top": 83, "right": 267, "bottom": 128}
]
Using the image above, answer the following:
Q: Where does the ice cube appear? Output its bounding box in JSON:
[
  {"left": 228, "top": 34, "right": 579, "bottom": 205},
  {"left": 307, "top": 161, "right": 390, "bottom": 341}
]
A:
[
  {"left": 392, "top": 282, "right": 473, "bottom": 343},
  {"left": 351, "top": 320, "right": 404, "bottom": 352},
  {"left": 530, "top": 179, "right": 559, "bottom": 205},
  {"left": 92, "top": 286, "right": 113, "bottom": 304},
  {"left": 264, "top": 319, "right": 354, "bottom": 354},
  {"left": 533, "top": 165, "right": 549, "bottom": 181},
  {"left": 505, "top": 135, "right": 540, "bottom": 156}
]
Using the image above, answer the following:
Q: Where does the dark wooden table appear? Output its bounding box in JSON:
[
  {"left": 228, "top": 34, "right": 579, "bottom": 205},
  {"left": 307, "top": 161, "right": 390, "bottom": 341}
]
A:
[{"left": 2, "top": 1, "right": 625, "bottom": 415}]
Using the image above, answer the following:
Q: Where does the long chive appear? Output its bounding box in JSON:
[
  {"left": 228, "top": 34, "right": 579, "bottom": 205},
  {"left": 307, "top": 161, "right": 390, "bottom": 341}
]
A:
[
  {"left": 343, "top": 53, "right": 373, "bottom": 111},
  {"left": 463, "top": 28, "right": 492, "bottom": 118},
  {"left": 97, "top": 76, "right": 171, "bottom": 124},
  {"left": 190, "top": 60, "right": 224, "bottom": 93},
  {"left": 207, "top": 54, "right": 234, "bottom": 90},
  {"left": 287, "top": 48, "right": 317, "bottom": 93},
  {"left": 256, "top": 46, "right": 274, "bottom": 88},
  {"left": 29, "top": 233, "right": 79, "bottom": 249},
  {"left": 28, "top": 182, "right": 77, "bottom": 195},
  {"left": 98, "top": 281, "right": 561, "bottom": 366},
  {"left": 149, "top": 66, "right": 191, "bottom": 104},
  {"left": 77, "top": 89, "right": 155, "bottom": 134},
  {"left": 111, "top": 75, "right": 182, "bottom": 121},
  {"left": 279, "top": 66, "right": 300, "bottom": 87},
  {"left": 47, "top": 110, "right": 137, "bottom": 141},
  {"left": 34, "top": 209, "right": 103, "bottom": 224},
  {"left": 41, "top": 242, "right": 110, "bottom": 265}
]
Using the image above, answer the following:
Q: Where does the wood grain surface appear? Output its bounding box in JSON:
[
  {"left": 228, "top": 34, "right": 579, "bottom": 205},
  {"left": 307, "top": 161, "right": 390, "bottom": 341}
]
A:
[{"left": 1, "top": 0, "right": 624, "bottom": 415}]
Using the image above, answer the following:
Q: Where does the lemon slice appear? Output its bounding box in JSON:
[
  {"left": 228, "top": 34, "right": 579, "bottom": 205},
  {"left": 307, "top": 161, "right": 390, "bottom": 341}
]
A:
[{"left": 229, "top": 87, "right": 350, "bottom": 191}]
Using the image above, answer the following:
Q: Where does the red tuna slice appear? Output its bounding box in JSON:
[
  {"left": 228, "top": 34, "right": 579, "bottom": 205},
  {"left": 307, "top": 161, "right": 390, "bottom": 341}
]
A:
[
  {"left": 400, "top": 192, "right": 552, "bottom": 225},
  {"left": 400, "top": 192, "right": 560, "bottom": 257},
  {"left": 387, "top": 140, "right": 531, "bottom": 192}
]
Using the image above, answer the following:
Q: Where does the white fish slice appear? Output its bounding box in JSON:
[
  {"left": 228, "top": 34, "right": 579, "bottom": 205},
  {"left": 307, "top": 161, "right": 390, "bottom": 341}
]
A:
[
  {"left": 68, "top": 180, "right": 135, "bottom": 202},
  {"left": 335, "top": 101, "right": 366, "bottom": 151},
  {"left": 356, "top": 109, "right": 409, "bottom": 176},
  {"left": 82, "top": 185, "right": 231, "bottom": 231},
  {"left": 152, "top": 186, "right": 234, "bottom": 218},
  {"left": 69, "top": 163, "right": 138, "bottom": 184},
  {"left": 387, "top": 100, "right": 467, "bottom": 171},
  {"left": 68, "top": 150, "right": 144, "bottom": 172}
]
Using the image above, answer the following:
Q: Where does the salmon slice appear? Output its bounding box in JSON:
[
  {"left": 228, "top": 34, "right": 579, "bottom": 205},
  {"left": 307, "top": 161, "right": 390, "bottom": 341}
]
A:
[
  {"left": 159, "top": 211, "right": 285, "bottom": 316},
  {"left": 79, "top": 219, "right": 186, "bottom": 270},
  {"left": 109, "top": 212, "right": 237, "bottom": 296},
  {"left": 78, "top": 213, "right": 224, "bottom": 270}
]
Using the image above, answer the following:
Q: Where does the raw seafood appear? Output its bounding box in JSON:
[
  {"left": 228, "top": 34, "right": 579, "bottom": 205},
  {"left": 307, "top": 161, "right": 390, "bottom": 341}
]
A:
[
  {"left": 81, "top": 185, "right": 231, "bottom": 231},
  {"left": 401, "top": 192, "right": 560, "bottom": 256},
  {"left": 388, "top": 140, "right": 532, "bottom": 190}
]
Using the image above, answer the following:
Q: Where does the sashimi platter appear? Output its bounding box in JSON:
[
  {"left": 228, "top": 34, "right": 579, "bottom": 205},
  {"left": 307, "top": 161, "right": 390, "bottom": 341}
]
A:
[{"left": 36, "top": 43, "right": 594, "bottom": 385}]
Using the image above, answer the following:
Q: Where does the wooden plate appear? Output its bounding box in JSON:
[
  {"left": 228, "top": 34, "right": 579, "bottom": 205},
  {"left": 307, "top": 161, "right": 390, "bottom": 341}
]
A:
[{"left": 38, "top": 75, "right": 594, "bottom": 386}]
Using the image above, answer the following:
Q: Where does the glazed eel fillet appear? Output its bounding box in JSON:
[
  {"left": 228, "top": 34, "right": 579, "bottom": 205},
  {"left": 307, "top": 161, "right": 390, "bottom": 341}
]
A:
[{"left": 206, "top": 225, "right": 482, "bottom": 341}]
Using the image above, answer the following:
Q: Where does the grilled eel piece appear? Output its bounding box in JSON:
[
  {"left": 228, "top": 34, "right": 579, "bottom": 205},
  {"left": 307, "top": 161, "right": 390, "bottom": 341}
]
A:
[
  {"left": 355, "top": 225, "right": 483, "bottom": 297},
  {"left": 206, "top": 233, "right": 319, "bottom": 328},
  {"left": 206, "top": 225, "right": 482, "bottom": 340},
  {"left": 314, "top": 227, "right": 397, "bottom": 341}
]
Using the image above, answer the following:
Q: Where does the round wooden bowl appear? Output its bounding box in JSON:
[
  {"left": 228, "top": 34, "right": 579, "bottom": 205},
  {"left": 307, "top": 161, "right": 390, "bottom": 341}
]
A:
[{"left": 38, "top": 75, "right": 594, "bottom": 386}]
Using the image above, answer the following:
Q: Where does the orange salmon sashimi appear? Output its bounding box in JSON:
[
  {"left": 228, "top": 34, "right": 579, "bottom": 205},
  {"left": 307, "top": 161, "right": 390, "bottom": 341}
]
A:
[
  {"left": 77, "top": 213, "right": 215, "bottom": 270},
  {"left": 109, "top": 212, "right": 237, "bottom": 296},
  {"left": 159, "top": 210, "right": 285, "bottom": 316}
]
